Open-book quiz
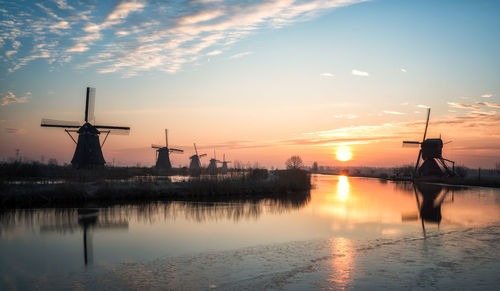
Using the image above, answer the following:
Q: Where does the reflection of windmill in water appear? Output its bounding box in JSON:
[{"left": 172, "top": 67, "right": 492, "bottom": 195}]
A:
[
  {"left": 189, "top": 143, "right": 207, "bottom": 171},
  {"left": 412, "top": 183, "right": 453, "bottom": 237},
  {"left": 40, "top": 87, "right": 130, "bottom": 168},
  {"left": 221, "top": 154, "right": 232, "bottom": 174},
  {"left": 402, "top": 108, "right": 456, "bottom": 177},
  {"left": 40, "top": 208, "right": 128, "bottom": 266},
  {"left": 152, "top": 129, "right": 183, "bottom": 169},
  {"left": 207, "top": 150, "right": 221, "bottom": 174}
]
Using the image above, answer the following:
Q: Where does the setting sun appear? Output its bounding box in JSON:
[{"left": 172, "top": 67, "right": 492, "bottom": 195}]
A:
[{"left": 336, "top": 146, "right": 352, "bottom": 162}]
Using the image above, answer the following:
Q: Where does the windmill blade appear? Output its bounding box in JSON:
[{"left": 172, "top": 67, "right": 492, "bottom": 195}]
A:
[
  {"left": 41, "top": 118, "right": 81, "bottom": 128},
  {"left": 165, "top": 129, "right": 169, "bottom": 148},
  {"left": 194, "top": 143, "right": 199, "bottom": 156},
  {"left": 444, "top": 141, "right": 453, "bottom": 145},
  {"left": 169, "top": 148, "right": 184, "bottom": 153},
  {"left": 422, "top": 107, "right": 431, "bottom": 142},
  {"left": 403, "top": 141, "right": 421, "bottom": 148},
  {"left": 199, "top": 153, "right": 207, "bottom": 158},
  {"left": 94, "top": 125, "right": 130, "bottom": 130},
  {"left": 94, "top": 125, "right": 130, "bottom": 135},
  {"left": 414, "top": 149, "right": 422, "bottom": 176},
  {"left": 85, "top": 87, "right": 96, "bottom": 123},
  {"left": 152, "top": 144, "right": 163, "bottom": 149}
]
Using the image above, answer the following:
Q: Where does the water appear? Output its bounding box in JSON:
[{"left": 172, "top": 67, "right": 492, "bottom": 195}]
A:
[{"left": 1, "top": 174, "right": 499, "bottom": 290}]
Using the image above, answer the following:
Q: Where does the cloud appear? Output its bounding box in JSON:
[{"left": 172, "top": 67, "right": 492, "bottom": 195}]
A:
[
  {"left": 5, "top": 50, "right": 17, "bottom": 57},
  {"left": 229, "top": 51, "right": 253, "bottom": 59},
  {"left": 4, "top": 127, "right": 25, "bottom": 134},
  {"left": 206, "top": 50, "right": 222, "bottom": 56},
  {"left": 416, "top": 104, "right": 429, "bottom": 109},
  {"left": 481, "top": 93, "right": 493, "bottom": 98},
  {"left": 332, "top": 114, "right": 357, "bottom": 119},
  {"left": 383, "top": 110, "right": 405, "bottom": 115},
  {"left": 53, "top": 21, "right": 70, "bottom": 29},
  {"left": 476, "top": 101, "right": 500, "bottom": 108},
  {"left": 351, "top": 69, "right": 370, "bottom": 77},
  {"left": 400, "top": 68, "right": 407, "bottom": 73},
  {"left": 320, "top": 72, "right": 334, "bottom": 77},
  {"left": 2, "top": 0, "right": 364, "bottom": 76},
  {"left": 1, "top": 91, "right": 31, "bottom": 106},
  {"left": 447, "top": 102, "right": 479, "bottom": 110}
]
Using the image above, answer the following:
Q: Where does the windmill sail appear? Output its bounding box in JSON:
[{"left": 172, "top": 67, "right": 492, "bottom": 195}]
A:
[{"left": 41, "top": 119, "right": 81, "bottom": 128}]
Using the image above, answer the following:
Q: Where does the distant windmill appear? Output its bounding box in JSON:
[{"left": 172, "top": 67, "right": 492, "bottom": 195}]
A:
[
  {"left": 221, "top": 154, "right": 231, "bottom": 174},
  {"left": 189, "top": 143, "right": 207, "bottom": 170},
  {"left": 402, "top": 108, "right": 455, "bottom": 177},
  {"left": 152, "top": 129, "right": 183, "bottom": 169},
  {"left": 207, "top": 149, "right": 221, "bottom": 174},
  {"left": 41, "top": 87, "right": 130, "bottom": 168}
]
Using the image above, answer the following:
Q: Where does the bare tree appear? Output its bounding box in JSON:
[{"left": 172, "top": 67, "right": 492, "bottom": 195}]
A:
[{"left": 286, "top": 155, "right": 303, "bottom": 169}]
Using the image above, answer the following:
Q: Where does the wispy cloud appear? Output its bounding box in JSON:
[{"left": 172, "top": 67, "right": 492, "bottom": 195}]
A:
[
  {"left": 229, "top": 51, "right": 253, "bottom": 59},
  {"left": 383, "top": 110, "right": 405, "bottom": 115},
  {"left": 447, "top": 102, "right": 479, "bottom": 110},
  {"left": 332, "top": 114, "right": 357, "bottom": 119},
  {"left": 481, "top": 93, "right": 493, "bottom": 98},
  {"left": 351, "top": 69, "right": 370, "bottom": 77},
  {"left": 477, "top": 101, "right": 500, "bottom": 108},
  {"left": 400, "top": 68, "right": 407, "bottom": 73},
  {"left": 320, "top": 72, "right": 334, "bottom": 77},
  {"left": 4, "top": 127, "right": 25, "bottom": 134},
  {"left": 1, "top": 91, "right": 31, "bottom": 106},
  {"left": 2, "top": 0, "right": 365, "bottom": 76},
  {"left": 416, "top": 104, "right": 429, "bottom": 109}
]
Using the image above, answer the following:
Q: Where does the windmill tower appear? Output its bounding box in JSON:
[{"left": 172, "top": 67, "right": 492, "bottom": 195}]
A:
[
  {"left": 402, "top": 108, "right": 455, "bottom": 177},
  {"left": 221, "top": 154, "right": 231, "bottom": 174},
  {"left": 189, "top": 143, "right": 207, "bottom": 170},
  {"left": 41, "top": 87, "right": 130, "bottom": 168},
  {"left": 152, "top": 129, "right": 183, "bottom": 169},
  {"left": 207, "top": 149, "right": 221, "bottom": 174}
]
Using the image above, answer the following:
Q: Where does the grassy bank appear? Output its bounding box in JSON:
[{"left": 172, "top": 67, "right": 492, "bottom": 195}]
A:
[{"left": 0, "top": 169, "right": 311, "bottom": 208}]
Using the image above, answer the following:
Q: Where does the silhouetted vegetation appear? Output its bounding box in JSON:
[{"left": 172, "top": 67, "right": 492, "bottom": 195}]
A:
[{"left": 0, "top": 167, "right": 311, "bottom": 208}]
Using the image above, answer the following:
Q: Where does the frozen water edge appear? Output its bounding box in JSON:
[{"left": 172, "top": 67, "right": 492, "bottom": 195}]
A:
[{"left": 32, "top": 224, "right": 500, "bottom": 290}]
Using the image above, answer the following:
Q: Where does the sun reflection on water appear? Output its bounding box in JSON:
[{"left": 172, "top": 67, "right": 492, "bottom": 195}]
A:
[
  {"left": 337, "top": 175, "right": 350, "bottom": 202},
  {"left": 327, "top": 237, "right": 354, "bottom": 289}
]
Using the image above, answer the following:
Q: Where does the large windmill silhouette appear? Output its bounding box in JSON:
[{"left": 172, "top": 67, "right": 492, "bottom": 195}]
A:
[
  {"left": 152, "top": 129, "right": 183, "bottom": 169},
  {"left": 41, "top": 87, "right": 130, "bottom": 168},
  {"left": 402, "top": 108, "right": 455, "bottom": 177}
]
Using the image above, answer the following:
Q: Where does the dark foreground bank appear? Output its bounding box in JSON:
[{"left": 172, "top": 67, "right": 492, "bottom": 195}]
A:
[{"left": 0, "top": 169, "right": 311, "bottom": 208}]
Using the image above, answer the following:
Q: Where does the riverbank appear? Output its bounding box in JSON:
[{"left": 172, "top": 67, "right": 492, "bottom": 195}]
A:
[{"left": 0, "top": 169, "right": 311, "bottom": 208}]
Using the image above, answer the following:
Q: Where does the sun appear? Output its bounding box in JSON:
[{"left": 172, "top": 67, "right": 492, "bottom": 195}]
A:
[{"left": 336, "top": 146, "right": 352, "bottom": 162}]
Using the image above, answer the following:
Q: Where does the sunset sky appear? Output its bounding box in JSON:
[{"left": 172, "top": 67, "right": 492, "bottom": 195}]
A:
[{"left": 1, "top": 0, "right": 499, "bottom": 168}]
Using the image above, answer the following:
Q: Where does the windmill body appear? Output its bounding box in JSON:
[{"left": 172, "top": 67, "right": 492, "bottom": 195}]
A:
[
  {"left": 41, "top": 87, "right": 130, "bottom": 169},
  {"left": 72, "top": 123, "right": 105, "bottom": 167},
  {"left": 207, "top": 150, "right": 221, "bottom": 174},
  {"left": 403, "top": 108, "right": 455, "bottom": 177},
  {"left": 189, "top": 143, "right": 206, "bottom": 170},
  {"left": 152, "top": 129, "right": 183, "bottom": 169},
  {"left": 221, "top": 154, "right": 231, "bottom": 174}
]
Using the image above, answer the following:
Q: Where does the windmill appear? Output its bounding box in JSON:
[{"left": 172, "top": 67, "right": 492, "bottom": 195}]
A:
[
  {"left": 207, "top": 149, "right": 221, "bottom": 174},
  {"left": 189, "top": 143, "right": 207, "bottom": 170},
  {"left": 40, "top": 87, "right": 130, "bottom": 168},
  {"left": 221, "top": 154, "right": 231, "bottom": 174},
  {"left": 152, "top": 129, "right": 183, "bottom": 169},
  {"left": 402, "top": 108, "right": 455, "bottom": 177}
]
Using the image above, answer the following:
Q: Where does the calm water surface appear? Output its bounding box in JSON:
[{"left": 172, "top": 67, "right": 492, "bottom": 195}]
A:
[{"left": 1, "top": 174, "right": 499, "bottom": 290}]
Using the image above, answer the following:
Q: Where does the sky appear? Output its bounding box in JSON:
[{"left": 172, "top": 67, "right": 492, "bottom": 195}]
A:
[{"left": 0, "top": 0, "right": 499, "bottom": 168}]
